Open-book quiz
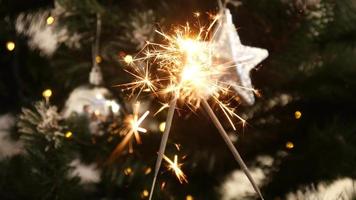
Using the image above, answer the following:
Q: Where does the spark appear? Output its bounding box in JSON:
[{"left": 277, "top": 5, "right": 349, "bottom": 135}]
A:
[
  {"left": 120, "top": 13, "right": 250, "bottom": 129},
  {"left": 129, "top": 12, "right": 265, "bottom": 200},
  {"left": 154, "top": 103, "right": 170, "bottom": 116},
  {"left": 118, "top": 62, "right": 157, "bottom": 97},
  {"left": 174, "top": 143, "right": 181, "bottom": 151},
  {"left": 123, "top": 102, "right": 149, "bottom": 144},
  {"left": 124, "top": 54, "right": 134, "bottom": 64},
  {"left": 160, "top": 181, "right": 166, "bottom": 189},
  {"left": 109, "top": 102, "right": 150, "bottom": 160},
  {"left": 163, "top": 154, "right": 188, "bottom": 184},
  {"left": 145, "top": 167, "right": 152, "bottom": 175}
]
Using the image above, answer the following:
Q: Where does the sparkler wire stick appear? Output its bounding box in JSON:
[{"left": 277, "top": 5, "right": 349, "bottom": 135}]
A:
[
  {"left": 201, "top": 99, "right": 264, "bottom": 200},
  {"left": 149, "top": 98, "right": 177, "bottom": 200}
]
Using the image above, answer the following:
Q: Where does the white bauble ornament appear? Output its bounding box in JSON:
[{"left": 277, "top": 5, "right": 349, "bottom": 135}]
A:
[
  {"left": 62, "top": 65, "right": 120, "bottom": 118},
  {"left": 62, "top": 86, "right": 120, "bottom": 118}
]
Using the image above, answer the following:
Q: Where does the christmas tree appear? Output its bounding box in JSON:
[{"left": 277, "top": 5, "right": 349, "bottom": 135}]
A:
[{"left": 1, "top": 0, "right": 356, "bottom": 199}]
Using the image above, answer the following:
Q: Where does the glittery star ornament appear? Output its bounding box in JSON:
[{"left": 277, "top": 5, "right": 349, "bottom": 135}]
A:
[{"left": 213, "top": 9, "right": 268, "bottom": 105}]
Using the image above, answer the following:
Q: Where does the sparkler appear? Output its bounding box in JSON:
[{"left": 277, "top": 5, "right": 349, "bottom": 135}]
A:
[
  {"left": 163, "top": 154, "right": 188, "bottom": 184},
  {"left": 109, "top": 102, "right": 149, "bottom": 161},
  {"left": 122, "top": 10, "right": 265, "bottom": 200}
]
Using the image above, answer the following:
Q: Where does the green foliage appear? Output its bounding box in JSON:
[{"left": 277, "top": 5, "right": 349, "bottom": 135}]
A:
[{"left": 18, "top": 101, "right": 66, "bottom": 150}]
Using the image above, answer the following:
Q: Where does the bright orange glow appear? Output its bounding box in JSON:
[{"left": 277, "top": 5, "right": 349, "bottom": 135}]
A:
[{"left": 121, "top": 13, "right": 249, "bottom": 130}]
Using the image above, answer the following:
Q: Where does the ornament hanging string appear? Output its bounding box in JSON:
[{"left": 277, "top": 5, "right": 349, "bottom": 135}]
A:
[
  {"left": 90, "top": 13, "right": 103, "bottom": 86},
  {"left": 93, "top": 13, "right": 101, "bottom": 65}
]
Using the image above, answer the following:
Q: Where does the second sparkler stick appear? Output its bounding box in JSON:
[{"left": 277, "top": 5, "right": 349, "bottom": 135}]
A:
[{"left": 201, "top": 99, "right": 264, "bottom": 200}]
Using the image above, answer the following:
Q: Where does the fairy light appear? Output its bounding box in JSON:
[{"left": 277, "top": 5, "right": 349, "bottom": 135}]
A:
[
  {"left": 163, "top": 154, "right": 188, "bottom": 184},
  {"left": 159, "top": 122, "right": 166, "bottom": 132},
  {"left": 286, "top": 141, "right": 294, "bottom": 149},
  {"left": 141, "top": 189, "right": 149, "bottom": 198},
  {"left": 65, "top": 131, "right": 73, "bottom": 138},
  {"left": 143, "top": 190, "right": 149, "bottom": 197},
  {"left": 42, "top": 89, "right": 52, "bottom": 98},
  {"left": 42, "top": 89, "right": 52, "bottom": 103},
  {"left": 294, "top": 111, "right": 302, "bottom": 119},
  {"left": 6, "top": 41, "right": 15, "bottom": 51},
  {"left": 186, "top": 195, "right": 194, "bottom": 200},
  {"left": 95, "top": 55, "right": 102, "bottom": 63},
  {"left": 46, "top": 16, "right": 55, "bottom": 25},
  {"left": 124, "top": 167, "right": 133, "bottom": 175}
]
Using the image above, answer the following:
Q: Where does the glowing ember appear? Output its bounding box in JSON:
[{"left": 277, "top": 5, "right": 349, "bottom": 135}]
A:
[
  {"left": 121, "top": 14, "right": 247, "bottom": 129},
  {"left": 109, "top": 102, "right": 149, "bottom": 160},
  {"left": 163, "top": 154, "right": 188, "bottom": 184}
]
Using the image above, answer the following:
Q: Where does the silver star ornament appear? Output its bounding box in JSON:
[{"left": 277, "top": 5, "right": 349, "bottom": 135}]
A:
[{"left": 213, "top": 9, "right": 268, "bottom": 105}]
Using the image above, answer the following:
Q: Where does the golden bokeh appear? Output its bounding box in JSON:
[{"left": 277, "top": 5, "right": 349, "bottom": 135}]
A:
[
  {"left": 294, "top": 111, "right": 302, "bottom": 119},
  {"left": 124, "top": 167, "right": 133, "bottom": 175},
  {"left": 42, "top": 89, "right": 52, "bottom": 99},
  {"left": 186, "top": 195, "right": 194, "bottom": 200},
  {"left": 286, "top": 141, "right": 294, "bottom": 149},
  {"left": 46, "top": 16, "right": 55, "bottom": 25},
  {"left": 141, "top": 189, "right": 149, "bottom": 198},
  {"left": 95, "top": 55, "right": 102, "bottom": 63},
  {"left": 65, "top": 131, "right": 73, "bottom": 138},
  {"left": 6, "top": 41, "right": 15, "bottom": 51},
  {"left": 159, "top": 122, "right": 166, "bottom": 132}
]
